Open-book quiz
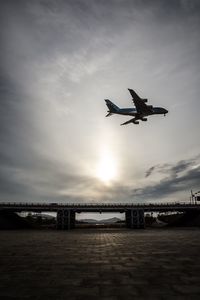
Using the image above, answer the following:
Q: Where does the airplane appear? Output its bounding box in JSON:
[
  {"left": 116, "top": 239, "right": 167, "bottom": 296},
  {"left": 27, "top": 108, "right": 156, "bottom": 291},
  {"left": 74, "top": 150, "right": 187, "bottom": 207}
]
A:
[{"left": 105, "top": 89, "right": 168, "bottom": 125}]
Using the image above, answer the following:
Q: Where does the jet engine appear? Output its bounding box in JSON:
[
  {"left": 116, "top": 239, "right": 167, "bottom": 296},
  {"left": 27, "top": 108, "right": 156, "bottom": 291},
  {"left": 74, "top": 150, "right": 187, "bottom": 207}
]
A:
[
  {"left": 133, "top": 120, "right": 139, "bottom": 124},
  {"left": 141, "top": 118, "right": 147, "bottom": 121},
  {"left": 142, "top": 98, "right": 148, "bottom": 103}
]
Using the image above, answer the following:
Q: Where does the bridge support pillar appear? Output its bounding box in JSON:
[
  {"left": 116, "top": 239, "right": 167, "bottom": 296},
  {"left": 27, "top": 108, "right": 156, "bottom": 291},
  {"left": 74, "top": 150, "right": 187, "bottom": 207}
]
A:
[
  {"left": 126, "top": 209, "right": 145, "bottom": 229},
  {"left": 56, "top": 209, "right": 75, "bottom": 230}
]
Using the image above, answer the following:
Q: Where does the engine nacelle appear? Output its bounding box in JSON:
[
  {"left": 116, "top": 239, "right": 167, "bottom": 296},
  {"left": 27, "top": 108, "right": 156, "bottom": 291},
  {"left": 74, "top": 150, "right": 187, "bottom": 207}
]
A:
[
  {"left": 133, "top": 120, "right": 139, "bottom": 124},
  {"left": 142, "top": 98, "right": 148, "bottom": 103},
  {"left": 141, "top": 118, "right": 147, "bottom": 121}
]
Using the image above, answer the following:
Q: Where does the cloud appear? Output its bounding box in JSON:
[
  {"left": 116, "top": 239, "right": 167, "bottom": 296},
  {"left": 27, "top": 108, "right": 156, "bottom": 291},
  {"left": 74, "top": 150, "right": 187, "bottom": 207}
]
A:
[
  {"left": 0, "top": 150, "right": 199, "bottom": 204},
  {"left": 145, "top": 166, "right": 157, "bottom": 177},
  {"left": 0, "top": 0, "right": 200, "bottom": 204},
  {"left": 145, "top": 159, "right": 197, "bottom": 178},
  {"left": 135, "top": 156, "right": 200, "bottom": 200}
]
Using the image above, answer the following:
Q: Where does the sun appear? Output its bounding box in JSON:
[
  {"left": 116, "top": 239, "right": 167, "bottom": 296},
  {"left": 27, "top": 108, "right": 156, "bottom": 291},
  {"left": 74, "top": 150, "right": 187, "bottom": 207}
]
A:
[{"left": 96, "top": 151, "right": 117, "bottom": 183}]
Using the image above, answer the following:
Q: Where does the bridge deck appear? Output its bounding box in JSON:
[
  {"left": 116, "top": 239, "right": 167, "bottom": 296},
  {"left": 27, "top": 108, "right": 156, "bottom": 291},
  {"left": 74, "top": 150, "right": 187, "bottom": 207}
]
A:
[{"left": 0, "top": 202, "right": 199, "bottom": 212}]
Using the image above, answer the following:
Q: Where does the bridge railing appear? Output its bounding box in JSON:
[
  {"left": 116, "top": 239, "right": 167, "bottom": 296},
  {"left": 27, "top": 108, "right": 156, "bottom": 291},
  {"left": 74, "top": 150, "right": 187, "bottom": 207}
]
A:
[{"left": 0, "top": 201, "right": 199, "bottom": 208}]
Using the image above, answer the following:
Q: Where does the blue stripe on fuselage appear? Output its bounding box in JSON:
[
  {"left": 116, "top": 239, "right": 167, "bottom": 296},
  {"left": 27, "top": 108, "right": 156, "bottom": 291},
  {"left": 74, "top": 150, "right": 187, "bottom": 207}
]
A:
[{"left": 116, "top": 108, "right": 137, "bottom": 116}]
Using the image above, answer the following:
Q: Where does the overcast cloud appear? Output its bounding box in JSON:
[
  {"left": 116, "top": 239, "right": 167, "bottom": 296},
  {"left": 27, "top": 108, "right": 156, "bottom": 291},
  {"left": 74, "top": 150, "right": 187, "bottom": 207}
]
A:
[{"left": 0, "top": 0, "right": 200, "bottom": 204}]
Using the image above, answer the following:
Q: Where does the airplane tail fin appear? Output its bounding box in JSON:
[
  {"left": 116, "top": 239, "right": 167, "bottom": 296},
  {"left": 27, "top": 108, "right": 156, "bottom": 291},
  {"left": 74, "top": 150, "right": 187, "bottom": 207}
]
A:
[{"left": 105, "top": 99, "right": 120, "bottom": 114}]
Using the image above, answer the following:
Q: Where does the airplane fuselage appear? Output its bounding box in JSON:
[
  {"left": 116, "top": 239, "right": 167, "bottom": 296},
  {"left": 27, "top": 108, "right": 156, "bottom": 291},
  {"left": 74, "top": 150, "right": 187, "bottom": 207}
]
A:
[
  {"left": 113, "top": 107, "right": 167, "bottom": 117},
  {"left": 116, "top": 108, "right": 137, "bottom": 116}
]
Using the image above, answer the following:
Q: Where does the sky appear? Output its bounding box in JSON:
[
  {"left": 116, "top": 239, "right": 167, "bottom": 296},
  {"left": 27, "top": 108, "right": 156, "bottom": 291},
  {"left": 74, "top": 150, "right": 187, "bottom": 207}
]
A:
[{"left": 0, "top": 0, "right": 200, "bottom": 208}]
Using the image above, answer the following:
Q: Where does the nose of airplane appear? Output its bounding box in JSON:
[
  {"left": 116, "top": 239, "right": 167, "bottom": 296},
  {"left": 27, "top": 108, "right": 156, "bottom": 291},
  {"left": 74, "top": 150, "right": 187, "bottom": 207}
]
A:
[{"left": 164, "top": 109, "right": 168, "bottom": 116}]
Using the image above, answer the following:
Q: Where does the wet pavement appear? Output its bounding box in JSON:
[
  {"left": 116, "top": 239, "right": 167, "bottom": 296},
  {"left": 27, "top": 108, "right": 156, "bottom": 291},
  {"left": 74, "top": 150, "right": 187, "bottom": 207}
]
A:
[{"left": 0, "top": 228, "right": 200, "bottom": 299}]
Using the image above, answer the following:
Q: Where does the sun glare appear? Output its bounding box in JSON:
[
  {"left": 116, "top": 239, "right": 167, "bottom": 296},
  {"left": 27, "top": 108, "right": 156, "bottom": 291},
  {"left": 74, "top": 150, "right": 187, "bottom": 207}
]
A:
[{"left": 96, "top": 150, "right": 117, "bottom": 183}]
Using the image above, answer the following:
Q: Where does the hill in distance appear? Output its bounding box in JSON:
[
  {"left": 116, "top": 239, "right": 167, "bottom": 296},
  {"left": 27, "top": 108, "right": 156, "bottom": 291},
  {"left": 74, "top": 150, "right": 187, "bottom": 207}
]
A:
[{"left": 78, "top": 217, "right": 123, "bottom": 224}]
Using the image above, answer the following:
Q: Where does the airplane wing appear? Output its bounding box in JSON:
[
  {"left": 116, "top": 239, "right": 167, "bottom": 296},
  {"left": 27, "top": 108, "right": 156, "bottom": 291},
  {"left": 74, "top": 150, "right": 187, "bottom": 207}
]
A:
[
  {"left": 128, "top": 89, "right": 151, "bottom": 114},
  {"left": 120, "top": 117, "right": 139, "bottom": 126}
]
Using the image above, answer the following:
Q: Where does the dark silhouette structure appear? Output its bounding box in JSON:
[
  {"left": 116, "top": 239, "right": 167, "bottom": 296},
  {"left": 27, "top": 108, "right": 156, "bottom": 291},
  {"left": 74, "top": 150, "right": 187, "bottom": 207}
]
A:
[{"left": 0, "top": 202, "right": 200, "bottom": 230}]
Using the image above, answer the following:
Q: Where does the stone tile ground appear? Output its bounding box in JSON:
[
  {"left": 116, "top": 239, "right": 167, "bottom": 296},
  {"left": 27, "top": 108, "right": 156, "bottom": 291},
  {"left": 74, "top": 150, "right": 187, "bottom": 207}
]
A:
[{"left": 0, "top": 228, "right": 200, "bottom": 299}]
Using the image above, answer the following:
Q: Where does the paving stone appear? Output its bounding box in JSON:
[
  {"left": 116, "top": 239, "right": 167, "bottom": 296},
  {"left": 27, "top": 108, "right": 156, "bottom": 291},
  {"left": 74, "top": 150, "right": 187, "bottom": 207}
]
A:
[{"left": 0, "top": 228, "right": 200, "bottom": 299}]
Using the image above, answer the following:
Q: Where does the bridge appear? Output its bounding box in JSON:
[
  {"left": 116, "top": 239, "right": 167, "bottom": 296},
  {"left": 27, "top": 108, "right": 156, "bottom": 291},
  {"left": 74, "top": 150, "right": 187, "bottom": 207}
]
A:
[{"left": 0, "top": 202, "right": 200, "bottom": 229}]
